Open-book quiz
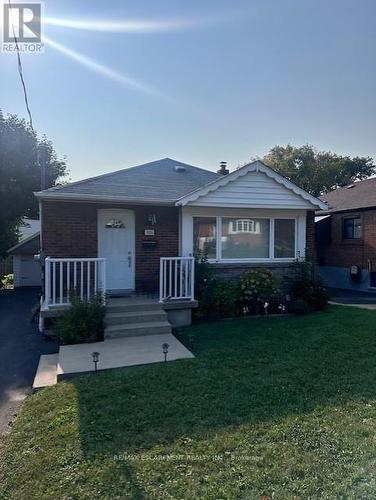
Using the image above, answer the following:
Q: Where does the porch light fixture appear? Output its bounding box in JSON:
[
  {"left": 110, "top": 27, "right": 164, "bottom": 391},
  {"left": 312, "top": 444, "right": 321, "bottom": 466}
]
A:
[
  {"left": 92, "top": 351, "right": 100, "bottom": 372},
  {"left": 162, "top": 343, "right": 169, "bottom": 362},
  {"left": 148, "top": 214, "right": 157, "bottom": 225}
]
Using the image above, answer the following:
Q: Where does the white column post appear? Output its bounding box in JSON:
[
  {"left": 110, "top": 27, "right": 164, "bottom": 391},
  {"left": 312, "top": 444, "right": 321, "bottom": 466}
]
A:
[{"left": 45, "top": 257, "right": 51, "bottom": 306}]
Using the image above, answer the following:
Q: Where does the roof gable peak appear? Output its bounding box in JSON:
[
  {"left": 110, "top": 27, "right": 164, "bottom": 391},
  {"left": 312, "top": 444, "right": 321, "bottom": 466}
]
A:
[{"left": 176, "top": 160, "right": 327, "bottom": 210}]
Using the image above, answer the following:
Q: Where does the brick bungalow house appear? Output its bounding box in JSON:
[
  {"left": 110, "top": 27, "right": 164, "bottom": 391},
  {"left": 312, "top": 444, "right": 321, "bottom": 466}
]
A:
[
  {"left": 35, "top": 158, "right": 326, "bottom": 332},
  {"left": 316, "top": 177, "right": 376, "bottom": 291}
]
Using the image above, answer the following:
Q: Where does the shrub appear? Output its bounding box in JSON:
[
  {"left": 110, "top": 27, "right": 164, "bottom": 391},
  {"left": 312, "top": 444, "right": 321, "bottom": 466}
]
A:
[
  {"left": 211, "top": 280, "right": 240, "bottom": 318},
  {"left": 239, "top": 268, "right": 280, "bottom": 314},
  {"left": 194, "top": 252, "right": 215, "bottom": 319},
  {"left": 1, "top": 273, "right": 14, "bottom": 288},
  {"left": 289, "top": 260, "right": 329, "bottom": 312},
  {"left": 288, "top": 298, "right": 313, "bottom": 315},
  {"left": 53, "top": 292, "right": 105, "bottom": 345},
  {"left": 290, "top": 280, "right": 328, "bottom": 311}
]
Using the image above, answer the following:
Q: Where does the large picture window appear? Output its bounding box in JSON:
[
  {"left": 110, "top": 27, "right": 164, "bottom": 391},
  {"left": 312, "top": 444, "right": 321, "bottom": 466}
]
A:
[
  {"left": 222, "top": 218, "right": 270, "bottom": 259},
  {"left": 192, "top": 216, "right": 297, "bottom": 261}
]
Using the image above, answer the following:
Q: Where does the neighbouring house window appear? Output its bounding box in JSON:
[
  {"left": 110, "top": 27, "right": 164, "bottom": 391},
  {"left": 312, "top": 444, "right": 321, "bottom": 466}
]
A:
[
  {"left": 229, "top": 219, "right": 261, "bottom": 234},
  {"left": 222, "top": 218, "right": 270, "bottom": 259},
  {"left": 274, "top": 219, "right": 295, "bottom": 258},
  {"left": 343, "top": 217, "right": 361, "bottom": 239},
  {"left": 105, "top": 219, "right": 125, "bottom": 228},
  {"left": 193, "top": 217, "right": 217, "bottom": 259}
]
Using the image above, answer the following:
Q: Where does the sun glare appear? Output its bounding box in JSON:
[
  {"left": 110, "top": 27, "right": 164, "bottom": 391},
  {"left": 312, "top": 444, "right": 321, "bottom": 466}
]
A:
[
  {"left": 43, "top": 35, "right": 171, "bottom": 100},
  {"left": 5, "top": 10, "right": 232, "bottom": 101},
  {"left": 43, "top": 17, "right": 190, "bottom": 33}
]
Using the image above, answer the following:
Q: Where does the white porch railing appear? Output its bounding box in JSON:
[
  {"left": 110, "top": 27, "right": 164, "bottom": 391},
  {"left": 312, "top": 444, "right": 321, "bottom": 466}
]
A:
[
  {"left": 159, "top": 257, "right": 195, "bottom": 302},
  {"left": 45, "top": 257, "right": 106, "bottom": 307}
]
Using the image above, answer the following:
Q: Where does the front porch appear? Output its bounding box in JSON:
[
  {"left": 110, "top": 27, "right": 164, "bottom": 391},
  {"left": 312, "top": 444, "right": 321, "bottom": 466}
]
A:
[{"left": 39, "top": 256, "right": 197, "bottom": 331}]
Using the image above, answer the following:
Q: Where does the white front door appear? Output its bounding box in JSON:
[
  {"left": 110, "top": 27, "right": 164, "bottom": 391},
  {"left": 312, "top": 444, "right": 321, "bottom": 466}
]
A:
[{"left": 98, "top": 209, "right": 135, "bottom": 291}]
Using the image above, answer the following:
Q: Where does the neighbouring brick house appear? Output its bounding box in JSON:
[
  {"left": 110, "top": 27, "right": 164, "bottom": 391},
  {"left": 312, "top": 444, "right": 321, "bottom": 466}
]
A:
[
  {"left": 35, "top": 158, "right": 325, "bottom": 327},
  {"left": 316, "top": 177, "right": 376, "bottom": 291}
]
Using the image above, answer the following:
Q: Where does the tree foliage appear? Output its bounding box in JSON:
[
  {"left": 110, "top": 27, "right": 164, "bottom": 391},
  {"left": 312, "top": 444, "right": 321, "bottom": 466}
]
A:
[
  {"left": 263, "top": 144, "right": 375, "bottom": 197},
  {"left": 0, "top": 111, "right": 67, "bottom": 256}
]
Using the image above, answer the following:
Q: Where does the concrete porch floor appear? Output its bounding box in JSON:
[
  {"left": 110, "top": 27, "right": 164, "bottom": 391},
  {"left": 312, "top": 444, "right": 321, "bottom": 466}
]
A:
[{"left": 33, "top": 334, "right": 194, "bottom": 388}]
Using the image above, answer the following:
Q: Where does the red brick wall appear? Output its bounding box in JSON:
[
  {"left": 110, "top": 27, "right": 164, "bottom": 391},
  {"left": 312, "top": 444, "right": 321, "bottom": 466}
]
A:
[
  {"left": 42, "top": 201, "right": 97, "bottom": 257},
  {"left": 305, "top": 210, "right": 316, "bottom": 263},
  {"left": 317, "top": 208, "right": 376, "bottom": 269},
  {"left": 42, "top": 201, "right": 179, "bottom": 292}
]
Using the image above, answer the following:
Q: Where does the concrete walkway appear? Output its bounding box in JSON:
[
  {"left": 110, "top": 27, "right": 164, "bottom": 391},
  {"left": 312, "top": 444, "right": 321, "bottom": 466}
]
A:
[
  {"left": 34, "top": 334, "right": 194, "bottom": 386},
  {"left": 329, "top": 301, "right": 376, "bottom": 310},
  {"left": 328, "top": 288, "right": 376, "bottom": 310}
]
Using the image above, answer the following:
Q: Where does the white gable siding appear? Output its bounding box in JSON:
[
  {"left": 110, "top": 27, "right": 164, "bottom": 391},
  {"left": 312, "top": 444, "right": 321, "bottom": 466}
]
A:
[{"left": 186, "top": 171, "right": 314, "bottom": 209}]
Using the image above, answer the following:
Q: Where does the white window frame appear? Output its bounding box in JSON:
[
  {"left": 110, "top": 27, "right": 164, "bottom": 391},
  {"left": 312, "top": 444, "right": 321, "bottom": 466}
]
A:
[{"left": 192, "top": 215, "right": 298, "bottom": 263}]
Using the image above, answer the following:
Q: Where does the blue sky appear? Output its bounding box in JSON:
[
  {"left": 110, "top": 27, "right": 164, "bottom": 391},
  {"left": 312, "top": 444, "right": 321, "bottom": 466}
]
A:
[{"left": 1, "top": 0, "right": 375, "bottom": 181}]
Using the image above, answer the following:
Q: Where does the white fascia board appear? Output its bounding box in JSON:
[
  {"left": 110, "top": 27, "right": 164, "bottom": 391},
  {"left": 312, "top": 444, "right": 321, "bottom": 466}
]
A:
[{"left": 175, "top": 160, "right": 328, "bottom": 210}]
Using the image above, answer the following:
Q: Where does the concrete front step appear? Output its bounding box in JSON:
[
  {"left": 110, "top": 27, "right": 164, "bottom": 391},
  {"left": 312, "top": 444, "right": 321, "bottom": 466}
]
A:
[
  {"left": 106, "top": 298, "right": 162, "bottom": 313},
  {"left": 105, "top": 320, "right": 172, "bottom": 339},
  {"left": 106, "top": 309, "right": 168, "bottom": 326}
]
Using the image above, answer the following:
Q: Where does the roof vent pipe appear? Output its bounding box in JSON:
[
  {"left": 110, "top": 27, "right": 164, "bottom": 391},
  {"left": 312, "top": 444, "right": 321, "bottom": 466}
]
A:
[{"left": 217, "top": 161, "right": 229, "bottom": 175}]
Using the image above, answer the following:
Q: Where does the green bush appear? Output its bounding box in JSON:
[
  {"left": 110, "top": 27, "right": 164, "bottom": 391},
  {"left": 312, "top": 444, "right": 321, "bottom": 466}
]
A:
[
  {"left": 1, "top": 273, "right": 14, "bottom": 288},
  {"left": 290, "top": 279, "right": 328, "bottom": 311},
  {"left": 194, "top": 252, "right": 215, "bottom": 319},
  {"left": 289, "top": 260, "right": 328, "bottom": 312},
  {"left": 53, "top": 292, "right": 105, "bottom": 345},
  {"left": 239, "top": 268, "right": 280, "bottom": 314},
  {"left": 288, "top": 298, "right": 313, "bottom": 315},
  {"left": 211, "top": 280, "right": 240, "bottom": 318}
]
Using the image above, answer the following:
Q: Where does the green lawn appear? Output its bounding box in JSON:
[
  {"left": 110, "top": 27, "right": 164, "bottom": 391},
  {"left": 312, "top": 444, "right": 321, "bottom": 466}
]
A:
[{"left": 2, "top": 306, "right": 376, "bottom": 499}]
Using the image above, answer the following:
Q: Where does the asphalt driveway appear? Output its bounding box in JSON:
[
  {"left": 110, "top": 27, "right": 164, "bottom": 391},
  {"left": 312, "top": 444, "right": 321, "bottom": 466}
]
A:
[
  {"left": 328, "top": 287, "right": 376, "bottom": 305},
  {"left": 0, "top": 288, "right": 58, "bottom": 437}
]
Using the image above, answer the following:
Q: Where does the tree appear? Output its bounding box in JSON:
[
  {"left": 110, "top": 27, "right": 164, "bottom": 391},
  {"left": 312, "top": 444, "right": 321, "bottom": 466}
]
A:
[
  {"left": 262, "top": 144, "right": 375, "bottom": 197},
  {"left": 0, "top": 111, "right": 67, "bottom": 257}
]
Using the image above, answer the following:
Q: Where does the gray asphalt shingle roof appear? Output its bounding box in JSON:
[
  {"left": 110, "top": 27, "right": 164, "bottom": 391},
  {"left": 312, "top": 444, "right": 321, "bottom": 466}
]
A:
[
  {"left": 38, "top": 158, "right": 219, "bottom": 202},
  {"left": 320, "top": 177, "right": 376, "bottom": 213}
]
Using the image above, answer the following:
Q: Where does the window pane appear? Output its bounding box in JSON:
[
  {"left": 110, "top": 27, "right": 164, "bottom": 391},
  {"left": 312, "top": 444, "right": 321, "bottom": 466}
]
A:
[
  {"left": 221, "top": 218, "right": 270, "bottom": 258},
  {"left": 105, "top": 219, "right": 125, "bottom": 228},
  {"left": 274, "top": 219, "right": 295, "bottom": 258},
  {"left": 343, "top": 218, "right": 361, "bottom": 239},
  {"left": 344, "top": 219, "right": 353, "bottom": 239},
  {"left": 193, "top": 217, "right": 216, "bottom": 259},
  {"left": 354, "top": 218, "right": 361, "bottom": 238}
]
